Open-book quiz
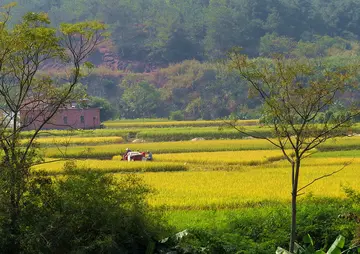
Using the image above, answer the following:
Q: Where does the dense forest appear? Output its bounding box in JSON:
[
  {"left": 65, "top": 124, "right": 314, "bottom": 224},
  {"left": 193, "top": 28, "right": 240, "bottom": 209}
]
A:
[{"left": 7, "top": 0, "right": 360, "bottom": 120}]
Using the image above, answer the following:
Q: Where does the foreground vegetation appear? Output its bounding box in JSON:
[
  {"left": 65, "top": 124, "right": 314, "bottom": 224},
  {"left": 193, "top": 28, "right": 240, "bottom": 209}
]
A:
[
  {"left": 5, "top": 168, "right": 169, "bottom": 253},
  {"left": 163, "top": 198, "right": 358, "bottom": 253},
  {"left": 5, "top": 1, "right": 360, "bottom": 252},
  {"left": 13, "top": 119, "right": 360, "bottom": 252}
]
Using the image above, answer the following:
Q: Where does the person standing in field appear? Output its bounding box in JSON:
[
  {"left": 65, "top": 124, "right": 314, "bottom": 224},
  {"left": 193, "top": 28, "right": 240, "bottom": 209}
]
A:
[{"left": 124, "top": 148, "right": 131, "bottom": 160}]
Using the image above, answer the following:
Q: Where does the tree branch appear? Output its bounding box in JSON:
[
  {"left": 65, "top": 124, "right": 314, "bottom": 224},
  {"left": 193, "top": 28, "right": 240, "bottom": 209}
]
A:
[{"left": 297, "top": 160, "right": 353, "bottom": 194}]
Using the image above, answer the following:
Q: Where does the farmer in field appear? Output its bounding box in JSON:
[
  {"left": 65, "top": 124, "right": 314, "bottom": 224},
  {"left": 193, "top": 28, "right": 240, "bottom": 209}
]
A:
[
  {"left": 124, "top": 148, "right": 131, "bottom": 160},
  {"left": 147, "top": 151, "right": 153, "bottom": 161}
]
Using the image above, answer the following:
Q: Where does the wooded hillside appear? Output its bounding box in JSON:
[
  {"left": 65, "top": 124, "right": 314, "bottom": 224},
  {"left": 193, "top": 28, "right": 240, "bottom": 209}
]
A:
[
  {"left": 7, "top": 0, "right": 360, "bottom": 63},
  {"left": 6, "top": 0, "right": 360, "bottom": 119}
]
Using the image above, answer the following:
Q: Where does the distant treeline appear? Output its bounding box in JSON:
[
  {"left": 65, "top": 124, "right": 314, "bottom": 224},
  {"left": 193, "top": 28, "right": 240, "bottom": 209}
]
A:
[
  {"left": 7, "top": 0, "right": 360, "bottom": 64},
  {"left": 6, "top": 0, "right": 360, "bottom": 120},
  {"left": 83, "top": 55, "right": 360, "bottom": 120}
]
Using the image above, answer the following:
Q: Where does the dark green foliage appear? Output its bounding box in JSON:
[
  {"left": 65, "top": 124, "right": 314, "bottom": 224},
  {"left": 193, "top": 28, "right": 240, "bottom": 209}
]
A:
[
  {"left": 6, "top": 0, "right": 360, "bottom": 63},
  {"left": 120, "top": 81, "right": 162, "bottom": 118},
  {"left": 2, "top": 167, "right": 169, "bottom": 253},
  {"left": 88, "top": 96, "right": 116, "bottom": 121},
  {"left": 296, "top": 198, "right": 355, "bottom": 250},
  {"left": 343, "top": 188, "right": 360, "bottom": 247},
  {"left": 169, "top": 110, "right": 185, "bottom": 121},
  {"left": 160, "top": 198, "right": 357, "bottom": 254},
  {"left": 8, "top": 1, "right": 360, "bottom": 120},
  {"left": 276, "top": 234, "right": 349, "bottom": 254},
  {"left": 259, "top": 33, "right": 296, "bottom": 57}
]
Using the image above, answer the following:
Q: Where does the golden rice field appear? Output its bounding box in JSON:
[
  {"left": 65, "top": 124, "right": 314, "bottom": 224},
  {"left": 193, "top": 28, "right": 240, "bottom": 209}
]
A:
[
  {"left": 103, "top": 119, "right": 259, "bottom": 128},
  {"left": 30, "top": 119, "right": 360, "bottom": 213},
  {"left": 34, "top": 159, "right": 187, "bottom": 174},
  {"left": 133, "top": 150, "right": 290, "bottom": 165},
  {"left": 20, "top": 125, "right": 271, "bottom": 141},
  {"left": 36, "top": 148, "right": 360, "bottom": 210},
  {"left": 132, "top": 163, "right": 360, "bottom": 209},
  {"left": 39, "top": 149, "right": 288, "bottom": 174},
  {"left": 22, "top": 136, "right": 124, "bottom": 146},
  {"left": 42, "top": 136, "right": 360, "bottom": 159},
  {"left": 43, "top": 139, "right": 277, "bottom": 158}
]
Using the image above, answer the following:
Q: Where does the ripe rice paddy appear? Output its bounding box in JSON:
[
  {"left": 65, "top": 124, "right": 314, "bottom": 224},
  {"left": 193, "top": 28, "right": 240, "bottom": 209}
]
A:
[
  {"left": 34, "top": 160, "right": 187, "bottom": 174},
  {"left": 140, "top": 150, "right": 290, "bottom": 165},
  {"left": 38, "top": 147, "right": 360, "bottom": 209},
  {"left": 135, "top": 164, "right": 360, "bottom": 209},
  {"left": 42, "top": 136, "right": 360, "bottom": 158},
  {"left": 22, "top": 136, "right": 124, "bottom": 146},
  {"left": 103, "top": 119, "right": 259, "bottom": 128},
  {"left": 20, "top": 125, "right": 273, "bottom": 141},
  {"left": 27, "top": 119, "right": 360, "bottom": 228},
  {"left": 43, "top": 139, "right": 277, "bottom": 158}
]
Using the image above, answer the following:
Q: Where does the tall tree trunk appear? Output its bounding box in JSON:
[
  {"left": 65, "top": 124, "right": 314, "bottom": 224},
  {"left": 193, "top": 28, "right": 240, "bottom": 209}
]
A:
[
  {"left": 290, "top": 186, "right": 297, "bottom": 252},
  {"left": 9, "top": 114, "right": 21, "bottom": 253},
  {"left": 5, "top": 161, "right": 21, "bottom": 254},
  {"left": 9, "top": 202, "right": 20, "bottom": 254},
  {"left": 290, "top": 159, "right": 300, "bottom": 252}
]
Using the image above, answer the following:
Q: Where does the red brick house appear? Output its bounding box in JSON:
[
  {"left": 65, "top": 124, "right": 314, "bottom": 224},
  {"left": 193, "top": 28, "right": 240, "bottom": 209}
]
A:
[{"left": 20, "top": 101, "right": 101, "bottom": 131}]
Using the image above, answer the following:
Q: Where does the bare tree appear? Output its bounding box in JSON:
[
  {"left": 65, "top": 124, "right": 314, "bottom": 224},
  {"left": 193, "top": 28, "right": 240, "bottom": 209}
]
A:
[
  {"left": 0, "top": 3, "right": 107, "bottom": 251},
  {"left": 228, "top": 50, "right": 359, "bottom": 252}
]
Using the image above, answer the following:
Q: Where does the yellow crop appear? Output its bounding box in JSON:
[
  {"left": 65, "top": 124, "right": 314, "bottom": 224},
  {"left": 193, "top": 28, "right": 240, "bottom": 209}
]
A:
[
  {"left": 128, "top": 163, "right": 360, "bottom": 209},
  {"left": 44, "top": 139, "right": 278, "bottom": 158},
  {"left": 33, "top": 159, "right": 187, "bottom": 174},
  {"left": 319, "top": 136, "right": 360, "bottom": 150},
  {"left": 42, "top": 136, "right": 360, "bottom": 159},
  {"left": 26, "top": 124, "right": 360, "bottom": 212},
  {"left": 22, "top": 136, "right": 124, "bottom": 146},
  {"left": 133, "top": 150, "right": 289, "bottom": 165},
  {"left": 104, "top": 119, "right": 259, "bottom": 128},
  {"left": 273, "top": 157, "right": 360, "bottom": 167}
]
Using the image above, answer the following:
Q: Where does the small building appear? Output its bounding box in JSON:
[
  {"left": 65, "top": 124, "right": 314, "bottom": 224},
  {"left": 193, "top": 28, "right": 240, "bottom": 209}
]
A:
[{"left": 20, "top": 101, "right": 101, "bottom": 131}]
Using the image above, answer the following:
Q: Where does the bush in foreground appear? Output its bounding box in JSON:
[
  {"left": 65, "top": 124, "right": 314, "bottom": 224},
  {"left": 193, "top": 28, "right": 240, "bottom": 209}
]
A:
[
  {"left": 161, "top": 197, "right": 357, "bottom": 253},
  {"left": 0, "top": 163, "right": 169, "bottom": 253}
]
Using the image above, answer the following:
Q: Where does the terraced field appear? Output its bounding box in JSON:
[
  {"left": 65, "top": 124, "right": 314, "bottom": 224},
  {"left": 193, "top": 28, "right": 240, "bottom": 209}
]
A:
[
  {"left": 103, "top": 119, "right": 259, "bottom": 128},
  {"left": 25, "top": 119, "right": 360, "bottom": 229}
]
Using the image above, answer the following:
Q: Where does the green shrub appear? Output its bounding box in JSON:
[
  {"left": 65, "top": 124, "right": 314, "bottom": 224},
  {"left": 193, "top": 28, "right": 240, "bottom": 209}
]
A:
[
  {"left": 15, "top": 167, "right": 170, "bottom": 253},
  {"left": 169, "top": 110, "right": 185, "bottom": 121},
  {"left": 164, "top": 198, "right": 357, "bottom": 254}
]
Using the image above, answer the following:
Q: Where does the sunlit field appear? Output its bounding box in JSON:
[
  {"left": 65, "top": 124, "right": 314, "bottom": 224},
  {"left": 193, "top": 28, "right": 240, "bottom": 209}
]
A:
[
  {"left": 142, "top": 150, "right": 289, "bottom": 165},
  {"left": 135, "top": 164, "right": 360, "bottom": 209},
  {"left": 22, "top": 136, "right": 124, "bottom": 146},
  {"left": 34, "top": 154, "right": 360, "bottom": 210},
  {"left": 20, "top": 125, "right": 273, "bottom": 141},
  {"left": 103, "top": 119, "right": 259, "bottom": 128},
  {"left": 27, "top": 119, "right": 360, "bottom": 229},
  {"left": 42, "top": 136, "right": 360, "bottom": 158},
  {"left": 34, "top": 160, "right": 187, "bottom": 174},
  {"left": 43, "top": 139, "right": 277, "bottom": 158}
]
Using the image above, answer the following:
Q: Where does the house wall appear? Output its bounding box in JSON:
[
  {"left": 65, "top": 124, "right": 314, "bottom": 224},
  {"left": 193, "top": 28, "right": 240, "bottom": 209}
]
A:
[{"left": 20, "top": 108, "right": 101, "bottom": 131}]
